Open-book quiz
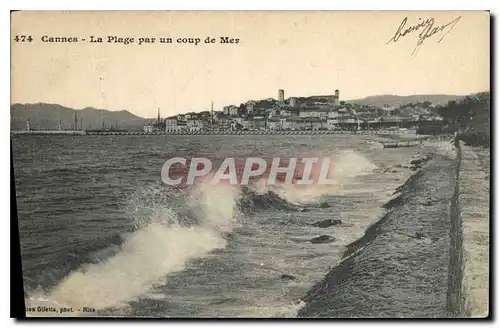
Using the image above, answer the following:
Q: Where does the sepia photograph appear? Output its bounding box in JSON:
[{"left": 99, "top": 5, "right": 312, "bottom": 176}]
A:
[{"left": 10, "top": 10, "right": 490, "bottom": 319}]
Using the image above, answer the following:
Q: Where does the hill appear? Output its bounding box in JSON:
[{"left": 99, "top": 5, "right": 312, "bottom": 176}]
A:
[
  {"left": 10, "top": 103, "right": 149, "bottom": 131},
  {"left": 347, "top": 94, "right": 466, "bottom": 107}
]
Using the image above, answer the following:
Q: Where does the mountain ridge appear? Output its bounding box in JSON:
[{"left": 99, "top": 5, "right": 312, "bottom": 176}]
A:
[
  {"left": 345, "top": 94, "right": 466, "bottom": 107},
  {"left": 11, "top": 103, "right": 149, "bottom": 131}
]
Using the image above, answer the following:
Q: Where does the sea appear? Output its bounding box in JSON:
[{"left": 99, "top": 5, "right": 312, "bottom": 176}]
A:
[{"left": 12, "top": 134, "right": 431, "bottom": 317}]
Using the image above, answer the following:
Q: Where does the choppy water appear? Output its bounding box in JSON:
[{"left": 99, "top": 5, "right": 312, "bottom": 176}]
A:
[{"left": 12, "top": 134, "right": 422, "bottom": 317}]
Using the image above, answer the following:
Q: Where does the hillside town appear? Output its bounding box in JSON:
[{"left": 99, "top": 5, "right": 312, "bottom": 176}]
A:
[{"left": 144, "top": 89, "right": 444, "bottom": 133}]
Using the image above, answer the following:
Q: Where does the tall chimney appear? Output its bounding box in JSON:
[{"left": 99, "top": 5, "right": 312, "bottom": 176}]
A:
[{"left": 210, "top": 101, "right": 214, "bottom": 130}]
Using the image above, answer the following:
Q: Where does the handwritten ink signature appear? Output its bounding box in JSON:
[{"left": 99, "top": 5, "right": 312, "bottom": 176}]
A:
[{"left": 386, "top": 16, "right": 462, "bottom": 56}]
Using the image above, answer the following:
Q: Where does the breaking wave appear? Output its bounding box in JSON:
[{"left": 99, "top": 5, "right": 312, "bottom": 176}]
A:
[
  {"left": 251, "top": 150, "right": 378, "bottom": 204},
  {"left": 24, "top": 150, "right": 376, "bottom": 316},
  {"left": 25, "top": 181, "right": 242, "bottom": 315}
]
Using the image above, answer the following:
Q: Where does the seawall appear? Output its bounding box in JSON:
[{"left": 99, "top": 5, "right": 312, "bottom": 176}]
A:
[
  {"left": 457, "top": 143, "right": 490, "bottom": 317},
  {"left": 446, "top": 139, "right": 463, "bottom": 316},
  {"left": 298, "top": 143, "right": 462, "bottom": 318}
]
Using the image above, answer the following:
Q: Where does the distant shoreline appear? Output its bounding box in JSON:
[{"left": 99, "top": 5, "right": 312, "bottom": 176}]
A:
[{"left": 11, "top": 129, "right": 418, "bottom": 136}]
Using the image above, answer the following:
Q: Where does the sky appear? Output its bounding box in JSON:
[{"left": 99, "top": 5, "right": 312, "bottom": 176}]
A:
[{"left": 11, "top": 11, "right": 490, "bottom": 118}]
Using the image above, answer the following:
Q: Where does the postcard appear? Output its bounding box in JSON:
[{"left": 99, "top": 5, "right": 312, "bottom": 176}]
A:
[{"left": 10, "top": 10, "right": 490, "bottom": 318}]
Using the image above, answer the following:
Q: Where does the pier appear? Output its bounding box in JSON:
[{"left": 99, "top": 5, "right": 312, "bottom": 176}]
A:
[{"left": 11, "top": 130, "right": 87, "bottom": 135}]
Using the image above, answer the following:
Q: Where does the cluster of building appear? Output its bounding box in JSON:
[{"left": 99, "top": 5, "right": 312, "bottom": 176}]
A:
[{"left": 144, "top": 89, "right": 443, "bottom": 133}]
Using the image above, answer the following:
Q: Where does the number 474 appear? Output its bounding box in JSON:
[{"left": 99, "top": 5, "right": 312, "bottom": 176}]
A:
[{"left": 14, "top": 35, "right": 33, "bottom": 42}]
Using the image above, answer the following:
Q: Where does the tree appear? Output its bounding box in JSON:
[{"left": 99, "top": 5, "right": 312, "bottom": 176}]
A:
[
  {"left": 435, "top": 93, "right": 490, "bottom": 133},
  {"left": 238, "top": 104, "right": 247, "bottom": 117}
]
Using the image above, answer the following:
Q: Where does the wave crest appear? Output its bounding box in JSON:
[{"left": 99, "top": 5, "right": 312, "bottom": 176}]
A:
[{"left": 26, "top": 181, "right": 242, "bottom": 314}]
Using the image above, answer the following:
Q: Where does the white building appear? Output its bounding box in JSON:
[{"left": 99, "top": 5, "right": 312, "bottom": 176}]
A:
[
  {"left": 328, "top": 111, "right": 339, "bottom": 118},
  {"left": 246, "top": 101, "right": 256, "bottom": 114},
  {"left": 165, "top": 118, "right": 178, "bottom": 132},
  {"left": 187, "top": 119, "right": 203, "bottom": 132},
  {"left": 280, "top": 109, "right": 292, "bottom": 117},
  {"left": 299, "top": 108, "right": 330, "bottom": 118},
  {"left": 267, "top": 121, "right": 279, "bottom": 130},
  {"left": 229, "top": 106, "right": 239, "bottom": 116},
  {"left": 281, "top": 119, "right": 292, "bottom": 130},
  {"left": 327, "top": 119, "right": 338, "bottom": 130},
  {"left": 343, "top": 118, "right": 357, "bottom": 124},
  {"left": 223, "top": 105, "right": 239, "bottom": 116},
  {"left": 143, "top": 124, "right": 154, "bottom": 133}
]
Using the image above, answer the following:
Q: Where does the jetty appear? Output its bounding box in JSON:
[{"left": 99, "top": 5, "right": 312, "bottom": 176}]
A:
[{"left": 10, "top": 130, "right": 86, "bottom": 135}]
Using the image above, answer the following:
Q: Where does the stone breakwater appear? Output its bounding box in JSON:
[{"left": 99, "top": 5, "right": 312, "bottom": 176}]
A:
[{"left": 446, "top": 140, "right": 463, "bottom": 317}]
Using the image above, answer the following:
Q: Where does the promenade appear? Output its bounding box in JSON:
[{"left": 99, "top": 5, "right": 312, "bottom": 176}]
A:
[{"left": 83, "top": 129, "right": 417, "bottom": 136}]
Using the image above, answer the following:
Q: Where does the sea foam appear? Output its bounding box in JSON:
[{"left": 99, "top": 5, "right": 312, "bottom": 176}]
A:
[{"left": 26, "top": 180, "right": 242, "bottom": 314}]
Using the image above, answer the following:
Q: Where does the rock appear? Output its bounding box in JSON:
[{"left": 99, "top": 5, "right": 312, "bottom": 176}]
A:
[
  {"left": 410, "top": 158, "right": 423, "bottom": 166},
  {"left": 415, "top": 232, "right": 425, "bottom": 239},
  {"left": 309, "top": 235, "right": 335, "bottom": 244},
  {"left": 280, "top": 274, "right": 296, "bottom": 281},
  {"left": 297, "top": 207, "right": 309, "bottom": 212},
  {"left": 318, "top": 202, "right": 330, "bottom": 208},
  {"left": 311, "top": 219, "right": 342, "bottom": 228},
  {"left": 224, "top": 232, "right": 236, "bottom": 240}
]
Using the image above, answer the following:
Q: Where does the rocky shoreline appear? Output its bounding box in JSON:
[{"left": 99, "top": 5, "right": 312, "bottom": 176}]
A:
[{"left": 297, "top": 149, "right": 460, "bottom": 318}]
